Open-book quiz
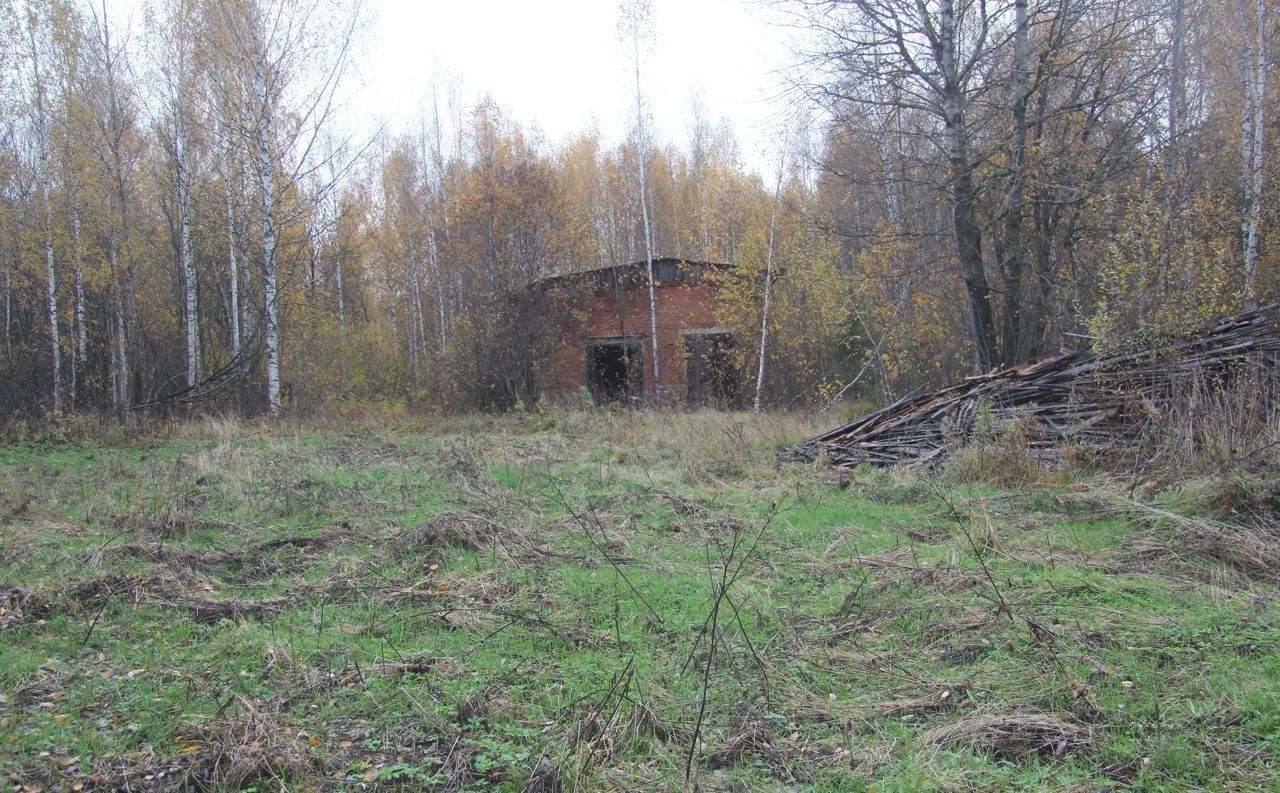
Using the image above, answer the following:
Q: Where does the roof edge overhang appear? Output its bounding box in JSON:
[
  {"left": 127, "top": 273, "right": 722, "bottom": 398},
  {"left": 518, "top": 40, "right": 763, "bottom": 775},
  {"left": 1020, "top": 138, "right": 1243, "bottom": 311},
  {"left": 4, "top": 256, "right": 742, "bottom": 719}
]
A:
[{"left": 532, "top": 257, "right": 730, "bottom": 290}]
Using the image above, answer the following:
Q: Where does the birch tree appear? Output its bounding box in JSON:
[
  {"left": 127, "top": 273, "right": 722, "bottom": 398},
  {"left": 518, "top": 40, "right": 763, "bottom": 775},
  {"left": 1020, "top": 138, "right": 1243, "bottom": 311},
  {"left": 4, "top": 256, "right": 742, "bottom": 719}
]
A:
[
  {"left": 754, "top": 140, "right": 789, "bottom": 414},
  {"left": 619, "top": 0, "right": 661, "bottom": 402},
  {"left": 207, "top": 0, "right": 361, "bottom": 415},
  {"left": 152, "top": 0, "right": 201, "bottom": 389},
  {"left": 1236, "top": 0, "right": 1265, "bottom": 307},
  {"left": 26, "top": 7, "right": 61, "bottom": 412},
  {"left": 85, "top": 1, "right": 138, "bottom": 411},
  {"left": 213, "top": 106, "right": 243, "bottom": 362}
]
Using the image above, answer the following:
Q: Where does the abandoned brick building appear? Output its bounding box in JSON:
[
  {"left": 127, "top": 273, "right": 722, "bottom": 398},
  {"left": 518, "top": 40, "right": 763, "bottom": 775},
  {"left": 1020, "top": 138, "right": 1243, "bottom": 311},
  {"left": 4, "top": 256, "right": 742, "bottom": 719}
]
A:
[{"left": 538, "top": 258, "right": 741, "bottom": 407}]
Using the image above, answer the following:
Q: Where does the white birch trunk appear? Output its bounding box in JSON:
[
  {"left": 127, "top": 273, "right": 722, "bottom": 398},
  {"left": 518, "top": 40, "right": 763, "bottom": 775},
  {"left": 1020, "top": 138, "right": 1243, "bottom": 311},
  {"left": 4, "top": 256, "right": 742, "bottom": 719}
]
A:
[
  {"left": 3, "top": 262, "right": 11, "bottom": 364},
  {"left": 427, "top": 217, "right": 445, "bottom": 350},
  {"left": 221, "top": 149, "right": 241, "bottom": 357},
  {"left": 754, "top": 154, "right": 787, "bottom": 414},
  {"left": 334, "top": 217, "right": 345, "bottom": 327},
  {"left": 72, "top": 200, "right": 86, "bottom": 405},
  {"left": 632, "top": 33, "right": 660, "bottom": 404},
  {"left": 93, "top": 6, "right": 131, "bottom": 411},
  {"left": 74, "top": 264, "right": 85, "bottom": 401},
  {"left": 253, "top": 56, "right": 282, "bottom": 415},
  {"left": 111, "top": 239, "right": 127, "bottom": 410},
  {"left": 1237, "top": 0, "right": 1265, "bottom": 306},
  {"left": 42, "top": 158, "right": 63, "bottom": 412},
  {"left": 3, "top": 257, "right": 11, "bottom": 362},
  {"left": 30, "top": 28, "right": 61, "bottom": 413},
  {"left": 407, "top": 233, "right": 422, "bottom": 374},
  {"left": 177, "top": 121, "right": 199, "bottom": 388}
]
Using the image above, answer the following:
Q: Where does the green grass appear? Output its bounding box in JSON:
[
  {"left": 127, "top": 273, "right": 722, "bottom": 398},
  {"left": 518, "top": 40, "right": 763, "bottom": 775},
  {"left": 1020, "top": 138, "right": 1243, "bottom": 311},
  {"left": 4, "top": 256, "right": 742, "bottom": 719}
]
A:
[{"left": 1, "top": 410, "right": 1277, "bottom": 791}]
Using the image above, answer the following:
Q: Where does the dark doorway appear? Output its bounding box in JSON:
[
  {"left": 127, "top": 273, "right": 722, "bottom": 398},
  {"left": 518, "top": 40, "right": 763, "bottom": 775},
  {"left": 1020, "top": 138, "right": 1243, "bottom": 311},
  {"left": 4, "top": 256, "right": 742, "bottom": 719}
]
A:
[
  {"left": 685, "top": 332, "right": 740, "bottom": 408},
  {"left": 586, "top": 338, "right": 643, "bottom": 405}
]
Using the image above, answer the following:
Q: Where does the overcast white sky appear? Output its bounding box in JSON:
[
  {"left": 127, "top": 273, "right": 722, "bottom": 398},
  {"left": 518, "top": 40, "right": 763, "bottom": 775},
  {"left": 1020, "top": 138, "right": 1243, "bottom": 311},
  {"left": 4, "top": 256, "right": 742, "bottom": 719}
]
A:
[
  {"left": 105, "top": 0, "right": 802, "bottom": 173},
  {"left": 348, "top": 0, "right": 802, "bottom": 173}
]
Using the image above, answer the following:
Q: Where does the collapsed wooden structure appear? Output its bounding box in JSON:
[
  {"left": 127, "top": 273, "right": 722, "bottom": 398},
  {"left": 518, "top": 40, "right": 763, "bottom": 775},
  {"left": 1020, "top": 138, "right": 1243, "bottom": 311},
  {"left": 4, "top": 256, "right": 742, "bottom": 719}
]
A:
[{"left": 790, "top": 306, "right": 1280, "bottom": 469}]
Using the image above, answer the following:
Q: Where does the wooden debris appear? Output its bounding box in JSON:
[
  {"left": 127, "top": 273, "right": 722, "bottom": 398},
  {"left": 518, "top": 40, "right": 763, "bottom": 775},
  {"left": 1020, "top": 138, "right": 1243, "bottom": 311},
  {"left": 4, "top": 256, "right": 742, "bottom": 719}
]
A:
[{"left": 790, "top": 306, "right": 1280, "bottom": 469}]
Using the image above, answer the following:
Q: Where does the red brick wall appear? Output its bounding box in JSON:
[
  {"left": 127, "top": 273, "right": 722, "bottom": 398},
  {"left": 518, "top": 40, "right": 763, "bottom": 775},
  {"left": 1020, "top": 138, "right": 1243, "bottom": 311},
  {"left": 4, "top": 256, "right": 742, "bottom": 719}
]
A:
[{"left": 546, "top": 279, "right": 726, "bottom": 405}]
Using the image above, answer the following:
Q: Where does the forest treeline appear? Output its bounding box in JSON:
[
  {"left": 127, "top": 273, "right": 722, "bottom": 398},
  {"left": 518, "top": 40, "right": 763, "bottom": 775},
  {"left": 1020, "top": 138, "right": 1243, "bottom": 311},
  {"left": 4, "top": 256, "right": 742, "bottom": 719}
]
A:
[{"left": 0, "top": 0, "right": 1274, "bottom": 417}]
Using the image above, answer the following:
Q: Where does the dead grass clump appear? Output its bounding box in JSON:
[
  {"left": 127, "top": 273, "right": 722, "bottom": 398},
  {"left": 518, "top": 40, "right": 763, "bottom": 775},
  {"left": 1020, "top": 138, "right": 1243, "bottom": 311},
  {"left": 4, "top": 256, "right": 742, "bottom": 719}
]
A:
[
  {"left": 709, "top": 714, "right": 782, "bottom": 771},
  {"left": 454, "top": 681, "right": 505, "bottom": 726},
  {"left": 134, "top": 514, "right": 234, "bottom": 540},
  {"left": 90, "top": 528, "right": 361, "bottom": 580},
  {"left": 4, "top": 567, "right": 303, "bottom": 627},
  {"left": 658, "top": 490, "right": 712, "bottom": 517},
  {"left": 159, "top": 592, "right": 294, "bottom": 624},
  {"left": 2, "top": 572, "right": 151, "bottom": 626},
  {"left": 1129, "top": 521, "right": 1280, "bottom": 585},
  {"left": 1196, "top": 469, "right": 1280, "bottom": 523},
  {"left": 707, "top": 711, "right": 823, "bottom": 782},
  {"left": 1128, "top": 363, "right": 1280, "bottom": 472},
  {"left": 393, "top": 512, "right": 522, "bottom": 558},
  {"left": 176, "top": 697, "right": 318, "bottom": 790},
  {"left": 866, "top": 481, "right": 932, "bottom": 505},
  {"left": 265, "top": 477, "right": 363, "bottom": 517},
  {"left": 919, "top": 709, "right": 1090, "bottom": 759},
  {"left": 871, "top": 565, "right": 982, "bottom": 597},
  {"left": 1122, "top": 499, "right": 1280, "bottom": 585},
  {"left": 11, "top": 664, "right": 64, "bottom": 706},
  {"left": 871, "top": 684, "right": 970, "bottom": 718},
  {"left": 521, "top": 759, "right": 563, "bottom": 793},
  {"left": 88, "top": 542, "right": 233, "bottom": 575},
  {"left": 823, "top": 544, "right": 916, "bottom": 573}
]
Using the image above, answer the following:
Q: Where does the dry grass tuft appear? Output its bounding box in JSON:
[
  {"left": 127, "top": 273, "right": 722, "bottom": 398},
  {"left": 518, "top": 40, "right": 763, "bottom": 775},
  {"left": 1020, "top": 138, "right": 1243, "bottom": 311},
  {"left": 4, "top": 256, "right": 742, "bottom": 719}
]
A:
[
  {"left": 919, "top": 709, "right": 1090, "bottom": 759},
  {"left": 709, "top": 715, "right": 781, "bottom": 771},
  {"left": 1124, "top": 500, "right": 1280, "bottom": 585},
  {"left": 1196, "top": 468, "right": 1280, "bottom": 523},
  {"left": 1, "top": 569, "right": 308, "bottom": 627},
  {"left": 176, "top": 696, "right": 318, "bottom": 790},
  {"left": 706, "top": 710, "right": 825, "bottom": 780},
  {"left": 393, "top": 512, "right": 527, "bottom": 558},
  {"left": 520, "top": 759, "right": 563, "bottom": 793},
  {"left": 870, "top": 684, "right": 970, "bottom": 718},
  {"left": 3, "top": 573, "right": 153, "bottom": 626}
]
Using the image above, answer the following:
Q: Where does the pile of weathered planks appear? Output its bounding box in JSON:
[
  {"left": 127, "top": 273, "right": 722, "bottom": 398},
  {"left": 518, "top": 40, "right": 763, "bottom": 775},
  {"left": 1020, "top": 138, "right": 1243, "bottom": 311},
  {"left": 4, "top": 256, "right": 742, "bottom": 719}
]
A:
[{"left": 790, "top": 306, "right": 1280, "bottom": 469}]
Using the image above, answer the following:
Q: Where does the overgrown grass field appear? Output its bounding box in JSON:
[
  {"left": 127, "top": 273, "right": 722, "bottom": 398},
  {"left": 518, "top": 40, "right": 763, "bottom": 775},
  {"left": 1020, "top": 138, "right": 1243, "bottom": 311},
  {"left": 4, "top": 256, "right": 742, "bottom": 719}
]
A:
[{"left": 1, "top": 411, "right": 1277, "bottom": 791}]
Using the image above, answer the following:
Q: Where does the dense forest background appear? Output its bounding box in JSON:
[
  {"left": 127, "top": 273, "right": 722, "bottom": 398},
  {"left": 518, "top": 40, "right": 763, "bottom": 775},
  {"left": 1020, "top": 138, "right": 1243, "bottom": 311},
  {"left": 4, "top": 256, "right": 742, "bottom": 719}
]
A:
[{"left": 0, "top": 0, "right": 1275, "bottom": 417}]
